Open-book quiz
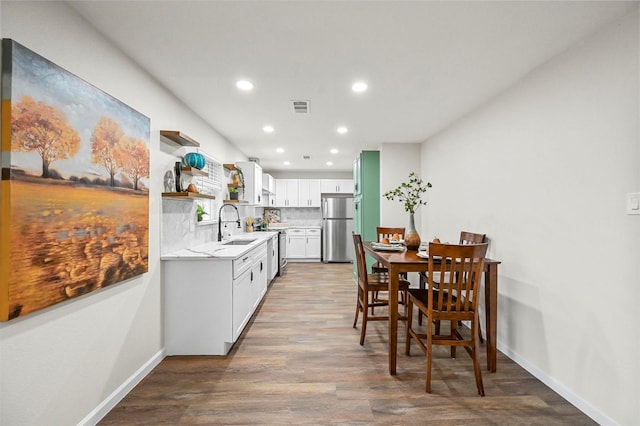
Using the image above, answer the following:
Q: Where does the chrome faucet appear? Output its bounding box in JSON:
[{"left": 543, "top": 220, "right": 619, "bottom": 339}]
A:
[{"left": 218, "top": 203, "right": 241, "bottom": 241}]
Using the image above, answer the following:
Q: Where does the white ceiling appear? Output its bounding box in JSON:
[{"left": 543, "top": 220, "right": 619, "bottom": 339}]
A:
[{"left": 66, "top": 1, "right": 637, "bottom": 173}]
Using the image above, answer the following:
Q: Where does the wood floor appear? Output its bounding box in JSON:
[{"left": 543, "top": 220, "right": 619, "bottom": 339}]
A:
[{"left": 100, "top": 263, "right": 594, "bottom": 425}]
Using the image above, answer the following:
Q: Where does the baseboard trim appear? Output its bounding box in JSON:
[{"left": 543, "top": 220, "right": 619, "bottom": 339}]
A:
[
  {"left": 79, "top": 349, "right": 165, "bottom": 426},
  {"left": 497, "top": 342, "right": 617, "bottom": 426}
]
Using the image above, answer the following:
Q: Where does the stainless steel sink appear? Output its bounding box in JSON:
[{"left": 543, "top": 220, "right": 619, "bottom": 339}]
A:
[{"left": 222, "top": 239, "right": 256, "bottom": 246}]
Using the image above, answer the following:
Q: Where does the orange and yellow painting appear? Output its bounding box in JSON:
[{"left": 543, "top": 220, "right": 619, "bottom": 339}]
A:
[{"left": 0, "top": 39, "right": 150, "bottom": 321}]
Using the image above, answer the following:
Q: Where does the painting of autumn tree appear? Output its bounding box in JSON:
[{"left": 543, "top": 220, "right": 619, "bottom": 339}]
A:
[{"left": 0, "top": 39, "right": 150, "bottom": 321}]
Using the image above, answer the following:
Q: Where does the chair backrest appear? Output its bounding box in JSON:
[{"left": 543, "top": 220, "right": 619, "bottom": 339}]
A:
[
  {"left": 377, "top": 227, "right": 405, "bottom": 242},
  {"left": 459, "top": 231, "right": 486, "bottom": 245},
  {"left": 427, "top": 242, "right": 488, "bottom": 318},
  {"left": 352, "top": 233, "right": 368, "bottom": 290}
]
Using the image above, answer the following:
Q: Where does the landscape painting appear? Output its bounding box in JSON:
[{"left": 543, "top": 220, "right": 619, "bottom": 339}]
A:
[{"left": 0, "top": 39, "right": 150, "bottom": 321}]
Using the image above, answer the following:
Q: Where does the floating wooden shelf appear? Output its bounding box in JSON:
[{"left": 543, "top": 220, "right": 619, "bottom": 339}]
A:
[
  {"left": 223, "top": 163, "right": 238, "bottom": 171},
  {"left": 162, "top": 192, "right": 216, "bottom": 200},
  {"left": 222, "top": 199, "right": 249, "bottom": 204},
  {"left": 160, "top": 130, "right": 200, "bottom": 147},
  {"left": 227, "top": 183, "right": 243, "bottom": 188},
  {"left": 182, "top": 167, "right": 208, "bottom": 177}
]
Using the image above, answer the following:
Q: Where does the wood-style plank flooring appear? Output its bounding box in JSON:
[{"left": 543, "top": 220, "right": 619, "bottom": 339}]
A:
[{"left": 100, "top": 263, "right": 594, "bottom": 425}]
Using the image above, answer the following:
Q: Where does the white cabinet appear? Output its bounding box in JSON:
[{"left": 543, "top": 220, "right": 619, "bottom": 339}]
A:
[
  {"left": 262, "top": 173, "right": 275, "bottom": 193},
  {"left": 261, "top": 173, "right": 276, "bottom": 207},
  {"left": 237, "top": 161, "right": 263, "bottom": 205},
  {"left": 321, "top": 179, "right": 354, "bottom": 194},
  {"left": 286, "top": 228, "right": 307, "bottom": 258},
  {"left": 275, "top": 179, "right": 299, "bottom": 207},
  {"left": 306, "top": 228, "right": 321, "bottom": 258},
  {"left": 163, "top": 241, "right": 269, "bottom": 356},
  {"left": 266, "top": 234, "right": 278, "bottom": 282},
  {"left": 298, "top": 179, "right": 321, "bottom": 207},
  {"left": 287, "top": 228, "right": 321, "bottom": 261}
]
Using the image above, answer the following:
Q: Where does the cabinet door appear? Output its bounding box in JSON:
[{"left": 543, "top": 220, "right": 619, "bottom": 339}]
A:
[
  {"left": 232, "top": 268, "right": 253, "bottom": 341},
  {"left": 237, "top": 161, "right": 263, "bottom": 205},
  {"left": 275, "top": 179, "right": 299, "bottom": 207},
  {"left": 251, "top": 254, "right": 268, "bottom": 308},
  {"left": 321, "top": 179, "right": 353, "bottom": 194},
  {"left": 268, "top": 235, "right": 278, "bottom": 281},
  {"left": 287, "top": 229, "right": 306, "bottom": 258},
  {"left": 337, "top": 179, "right": 354, "bottom": 194},
  {"left": 306, "top": 233, "right": 321, "bottom": 259},
  {"left": 298, "top": 179, "right": 321, "bottom": 207}
]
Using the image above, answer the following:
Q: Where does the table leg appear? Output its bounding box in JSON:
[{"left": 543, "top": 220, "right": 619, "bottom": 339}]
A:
[
  {"left": 388, "top": 264, "right": 399, "bottom": 375},
  {"left": 485, "top": 264, "right": 498, "bottom": 372}
]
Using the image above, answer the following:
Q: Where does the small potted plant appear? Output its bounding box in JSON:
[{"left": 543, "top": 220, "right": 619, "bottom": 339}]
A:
[
  {"left": 228, "top": 186, "right": 239, "bottom": 200},
  {"left": 196, "top": 205, "right": 208, "bottom": 222}
]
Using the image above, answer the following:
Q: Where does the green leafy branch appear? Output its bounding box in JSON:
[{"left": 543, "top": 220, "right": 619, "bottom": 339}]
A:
[{"left": 382, "top": 172, "right": 432, "bottom": 214}]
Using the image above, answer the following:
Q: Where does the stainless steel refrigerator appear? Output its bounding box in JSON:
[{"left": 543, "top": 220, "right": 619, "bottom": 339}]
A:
[{"left": 322, "top": 194, "right": 354, "bottom": 263}]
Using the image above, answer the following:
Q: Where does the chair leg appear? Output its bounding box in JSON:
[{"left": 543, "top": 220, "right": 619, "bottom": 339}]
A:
[
  {"left": 405, "top": 296, "right": 414, "bottom": 356},
  {"left": 418, "top": 275, "right": 425, "bottom": 325},
  {"left": 425, "top": 319, "right": 433, "bottom": 393},
  {"left": 353, "top": 287, "right": 361, "bottom": 328},
  {"left": 450, "top": 320, "right": 457, "bottom": 358},
  {"left": 472, "top": 319, "right": 485, "bottom": 396},
  {"left": 359, "top": 294, "right": 368, "bottom": 346}
]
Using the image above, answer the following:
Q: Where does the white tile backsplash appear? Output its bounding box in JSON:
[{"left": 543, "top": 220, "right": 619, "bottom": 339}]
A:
[{"left": 161, "top": 200, "right": 257, "bottom": 255}]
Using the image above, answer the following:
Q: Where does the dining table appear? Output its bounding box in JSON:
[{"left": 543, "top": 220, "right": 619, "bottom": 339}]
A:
[{"left": 363, "top": 241, "right": 502, "bottom": 375}]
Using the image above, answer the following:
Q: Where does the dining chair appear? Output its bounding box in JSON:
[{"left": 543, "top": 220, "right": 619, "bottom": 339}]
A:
[
  {"left": 372, "top": 227, "right": 406, "bottom": 273},
  {"left": 405, "top": 242, "right": 489, "bottom": 395},
  {"left": 352, "top": 233, "right": 410, "bottom": 345},
  {"left": 371, "top": 227, "right": 407, "bottom": 311},
  {"left": 418, "top": 231, "right": 486, "bottom": 329}
]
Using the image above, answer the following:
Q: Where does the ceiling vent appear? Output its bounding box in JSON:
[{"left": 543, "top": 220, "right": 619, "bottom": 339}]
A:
[
  {"left": 292, "top": 100, "right": 310, "bottom": 114},
  {"left": 303, "top": 155, "right": 311, "bottom": 160}
]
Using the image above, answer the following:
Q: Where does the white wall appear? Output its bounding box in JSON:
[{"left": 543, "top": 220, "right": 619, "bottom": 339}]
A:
[
  {"left": 379, "top": 143, "right": 422, "bottom": 231},
  {"left": 0, "top": 2, "right": 247, "bottom": 425},
  {"left": 420, "top": 10, "right": 639, "bottom": 425}
]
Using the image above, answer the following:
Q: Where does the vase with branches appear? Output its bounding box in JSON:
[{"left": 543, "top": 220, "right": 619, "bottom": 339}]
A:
[{"left": 382, "top": 172, "right": 432, "bottom": 250}]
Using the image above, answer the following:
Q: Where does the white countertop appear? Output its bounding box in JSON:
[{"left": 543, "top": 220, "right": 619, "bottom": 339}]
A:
[{"left": 161, "top": 231, "right": 278, "bottom": 260}]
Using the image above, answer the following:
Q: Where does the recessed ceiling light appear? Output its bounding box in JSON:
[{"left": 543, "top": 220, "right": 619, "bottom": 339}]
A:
[
  {"left": 236, "top": 80, "right": 253, "bottom": 91},
  {"left": 283, "top": 161, "right": 290, "bottom": 166},
  {"left": 330, "top": 148, "right": 339, "bottom": 154},
  {"left": 337, "top": 126, "right": 348, "bottom": 134},
  {"left": 326, "top": 161, "right": 333, "bottom": 166},
  {"left": 263, "top": 125, "right": 274, "bottom": 133},
  {"left": 351, "top": 81, "right": 367, "bottom": 93},
  {"left": 276, "top": 147, "right": 284, "bottom": 153}
]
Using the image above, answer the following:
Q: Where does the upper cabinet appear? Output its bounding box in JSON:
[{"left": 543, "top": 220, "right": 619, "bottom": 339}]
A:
[
  {"left": 298, "top": 179, "right": 321, "bottom": 207},
  {"left": 236, "top": 161, "right": 263, "bottom": 205},
  {"left": 275, "top": 179, "right": 299, "bottom": 207},
  {"left": 262, "top": 173, "right": 275, "bottom": 194},
  {"left": 320, "top": 179, "right": 354, "bottom": 194}
]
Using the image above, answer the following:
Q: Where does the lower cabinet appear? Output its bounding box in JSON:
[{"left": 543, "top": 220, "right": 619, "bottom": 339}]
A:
[
  {"left": 267, "top": 234, "right": 278, "bottom": 282},
  {"left": 287, "top": 228, "right": 321, "bottom": 261},
  {"left": 163, "top": 242, "right": 268, "bottom": 356}
]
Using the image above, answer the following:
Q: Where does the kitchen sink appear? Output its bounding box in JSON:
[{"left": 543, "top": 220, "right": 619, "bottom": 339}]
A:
[{"left": 222, "top": 239, "right": 256, "bottom": 246}]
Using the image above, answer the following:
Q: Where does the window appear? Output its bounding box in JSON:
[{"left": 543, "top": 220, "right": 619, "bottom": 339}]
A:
[{"left": 192, "top": 153, "right": 223, "bottom": 224}]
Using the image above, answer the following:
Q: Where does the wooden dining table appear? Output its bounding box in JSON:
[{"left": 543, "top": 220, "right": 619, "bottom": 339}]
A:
[{"left": 363, "top": 242, "right": 502, "bottom": 375}]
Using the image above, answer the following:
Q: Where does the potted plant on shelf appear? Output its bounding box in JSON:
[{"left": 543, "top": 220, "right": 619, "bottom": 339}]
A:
[
  {"left": 382, "top": 172, "right": 432, "bottom": 250},
  {"left": 228, "top": 186, "right": 239, "bottom": 200}
]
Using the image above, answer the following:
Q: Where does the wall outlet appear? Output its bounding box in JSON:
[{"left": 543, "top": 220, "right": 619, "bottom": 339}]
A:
[{"left": 627, "top": 192, "right": 640, "bottom": 215}]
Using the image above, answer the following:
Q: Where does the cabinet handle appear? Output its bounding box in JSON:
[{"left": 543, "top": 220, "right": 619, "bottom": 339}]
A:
[
  {"left": 251, "top": 271, "right": 253, "bottom": 282},
  {"left": 260, "top": 262, "right": 263, "bottom": 271}
]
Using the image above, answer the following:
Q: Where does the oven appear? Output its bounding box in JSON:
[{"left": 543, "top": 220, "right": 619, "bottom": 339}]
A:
[{"left": 278, "top": 230, "right": 287, "bottom": 276}]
